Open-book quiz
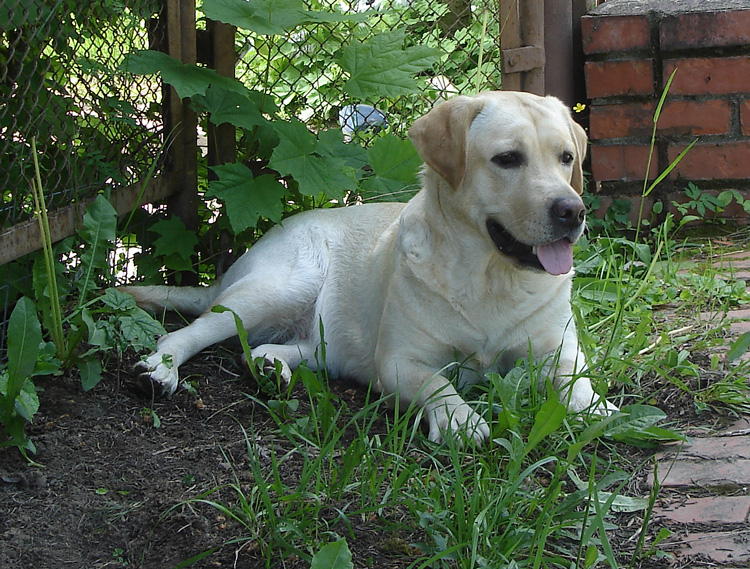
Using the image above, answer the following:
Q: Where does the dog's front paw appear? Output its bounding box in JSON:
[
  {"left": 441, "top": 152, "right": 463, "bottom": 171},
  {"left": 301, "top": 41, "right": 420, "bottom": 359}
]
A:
[
  {"left": 568, "top": 390, "right": 619, "bottom": 417},
  {"left": 427, "top": 399, "right": 490, "bottom": 446},
  {"left": 247, "top": 349, "right": 293, "bottom": 385},
  {"left": 133, "top": 355, "right": 179, "bottom": 398}
]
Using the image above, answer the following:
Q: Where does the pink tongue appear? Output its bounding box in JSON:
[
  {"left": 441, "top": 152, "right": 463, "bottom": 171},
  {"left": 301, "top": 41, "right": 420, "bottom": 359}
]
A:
[{"left": 536, "top": 240, "right": 574, "bottom": 275}]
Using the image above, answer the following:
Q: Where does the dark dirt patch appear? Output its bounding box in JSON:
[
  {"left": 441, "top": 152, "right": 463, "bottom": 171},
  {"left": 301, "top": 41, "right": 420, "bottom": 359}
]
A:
[{"left": 0, "top": 351, "right": 422, "bottom": 569}]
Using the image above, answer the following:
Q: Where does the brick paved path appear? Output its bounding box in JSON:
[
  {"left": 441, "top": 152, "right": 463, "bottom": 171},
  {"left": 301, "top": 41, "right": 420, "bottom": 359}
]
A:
[{"left": 648, "top": 252, "right": 750, "bottom": 566}]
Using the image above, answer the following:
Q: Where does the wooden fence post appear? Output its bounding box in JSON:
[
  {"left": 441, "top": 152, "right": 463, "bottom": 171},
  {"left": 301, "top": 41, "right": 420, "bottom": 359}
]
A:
[
  {"left": 499, "top": 0, "right": 582, "bottom": 106},
  {"left": 499, "top": 0, "right": 545, "bottom": 95},
  {"left": 207, "top": 20, "right": 237, "bottom": 169},
  {"left": 164, "top": 0, "right": 199, "bottom": 284}
]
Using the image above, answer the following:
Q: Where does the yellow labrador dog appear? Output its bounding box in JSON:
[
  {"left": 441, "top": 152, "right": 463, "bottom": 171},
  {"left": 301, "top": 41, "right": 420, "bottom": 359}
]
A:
[{"left": 120, "top": 91, "right": 617, "bottom": 444}]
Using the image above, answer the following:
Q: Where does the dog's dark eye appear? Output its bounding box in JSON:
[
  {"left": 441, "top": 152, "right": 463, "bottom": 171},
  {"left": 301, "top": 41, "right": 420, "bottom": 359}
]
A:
[
  {"left": 562, "top": 151, "right": 574, "bottom": 165},
  {"left": 492, "top": 151, "right": 524, "bottom": 169}
]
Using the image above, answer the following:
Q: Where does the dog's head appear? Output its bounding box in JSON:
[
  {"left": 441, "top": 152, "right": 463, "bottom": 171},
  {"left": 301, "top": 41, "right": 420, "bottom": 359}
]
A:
[{"left": 408, "top": 91, "right": 588, "bottom": 276}]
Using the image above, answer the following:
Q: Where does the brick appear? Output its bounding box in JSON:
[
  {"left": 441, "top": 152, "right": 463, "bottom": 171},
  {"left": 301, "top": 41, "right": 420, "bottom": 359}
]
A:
[
  {"left": 741, "top": 99, "right": 750, "bottom": 136},
  {"left": 668, "top": 142, "right": 750, "bottom": 180},
  {"left": 658, "top": 436, "right": 750, "bottom": 460},
  {"left": 664, "top": 57, "right": 750, "bottom": 95},
  {"left": 722, "top": 251, "right": 750, "bottom": 261},
  {"left": 590, "top": 103, "right": 653, "bottom": 139},
  {"left": 724, "top": 416, "right": 750, "bottom": 432},
  {"left": 658, "top": 100, "right": 732, "bottom": 136},
  {"left": 590, "top": 100, "right": 731, "bottom": 140},
  {"left": 729, "top": 320, "right": 750, "bottom": 335},
  {"left": 649, "top": 459, "right": 750, "bottom": 487},
  {"left": 584, "top": 59, "right": 654, "bottom": 98},
  {"left": 675, "top": 532, "right": 750, "bottom": 564},
  {"left": 590, "top": 144, "right": 658, "bottom": 181},
  {"left": 699, "top": 308, "right": 750, "bottom": 327},
  {"left": 581, "top": 14, "right": 651, "bottom": 54},
  {"left": 654, "top": 496, "right": 750, "bottom": 524},
  {"left": 660, "top": 10, "right": 750, "bottom": 50}
]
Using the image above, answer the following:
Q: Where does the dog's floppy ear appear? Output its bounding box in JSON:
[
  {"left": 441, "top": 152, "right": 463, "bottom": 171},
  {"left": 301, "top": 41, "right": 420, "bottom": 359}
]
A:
[
  {"left": 569, "top": 118, "right": 588, "bottom": 195},
  {"left": 408, "top": 95, "right": 484, "bottom": 189}
]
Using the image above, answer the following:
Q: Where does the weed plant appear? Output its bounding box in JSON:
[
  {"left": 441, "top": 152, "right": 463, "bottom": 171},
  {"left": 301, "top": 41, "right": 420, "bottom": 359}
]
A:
[{"left": 171, "top": 357, "right": 678, "bottom": 568}]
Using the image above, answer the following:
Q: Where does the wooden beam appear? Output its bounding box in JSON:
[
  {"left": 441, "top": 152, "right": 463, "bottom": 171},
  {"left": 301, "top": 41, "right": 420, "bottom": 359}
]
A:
[
  {"left": 544, "top": 0, "right": 575, "bottom": 105},
  {"left": 164, "top": 0, "right": 199, "bottom": 284},
  {"left": 0, "top": 173, "right": 179, "bottom": 266}
]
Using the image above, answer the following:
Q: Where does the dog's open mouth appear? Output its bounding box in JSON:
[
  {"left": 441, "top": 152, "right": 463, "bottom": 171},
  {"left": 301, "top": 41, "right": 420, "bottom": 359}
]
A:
[{"left": 486, "top": 219, "right": 574, "bottom": 276}]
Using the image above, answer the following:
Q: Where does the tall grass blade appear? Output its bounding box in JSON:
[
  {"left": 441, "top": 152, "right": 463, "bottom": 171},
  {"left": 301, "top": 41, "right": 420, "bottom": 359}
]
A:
[{"left": 30, "top": 138, "right": 65, "bottom": 357}]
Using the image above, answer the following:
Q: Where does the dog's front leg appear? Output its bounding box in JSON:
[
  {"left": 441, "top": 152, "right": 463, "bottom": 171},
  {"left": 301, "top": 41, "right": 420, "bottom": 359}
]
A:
[{"left": 377, "top": 356, "right": 490, "bottom": 445}]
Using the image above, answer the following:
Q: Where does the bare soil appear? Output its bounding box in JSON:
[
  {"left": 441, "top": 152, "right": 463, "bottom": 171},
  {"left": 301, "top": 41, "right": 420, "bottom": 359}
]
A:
[{"left": 0, "top": 349, "right": 424, "bottom": 569}]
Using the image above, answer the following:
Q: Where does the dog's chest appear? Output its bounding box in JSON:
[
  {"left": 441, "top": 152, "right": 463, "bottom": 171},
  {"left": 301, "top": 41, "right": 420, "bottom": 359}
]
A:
[{"left": 448, "top": 279, "right": 567, "bottom": 366}]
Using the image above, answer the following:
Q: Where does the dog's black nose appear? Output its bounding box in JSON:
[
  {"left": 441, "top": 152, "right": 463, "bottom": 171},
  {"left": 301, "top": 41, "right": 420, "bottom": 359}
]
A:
[{"left": 551, "top": 197, "right": 586, "bottom": 229}]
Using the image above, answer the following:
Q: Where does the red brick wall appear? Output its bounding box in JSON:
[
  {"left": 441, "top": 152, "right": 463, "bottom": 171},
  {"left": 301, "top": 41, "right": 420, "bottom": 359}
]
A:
[{"left": 581, "top": 0, "right": 750, "bottom": 218}]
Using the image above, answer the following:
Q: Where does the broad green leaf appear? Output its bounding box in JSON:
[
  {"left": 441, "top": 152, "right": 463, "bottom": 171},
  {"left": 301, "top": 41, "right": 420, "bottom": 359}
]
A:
[
  {"left": 269, "top": 118, "right": 317, "bottom": 158},
  {"left": 81, "top": 307, "right": 108, "bottom": 348},
  {"left": 727, "top": 331, "right": 750, "bottom": 362},
  {"left": 200, "top": 86, "right": 270, "bottom": 130},
  {"left": 100, "top": 287, "right": 138, "bottom": 311},
  {"left": 568, "top": 470, "right": 650, "bottom": 513},
  {"left": 118, "top": 311, "right": 166, "bottom": 351},
  {"left": 368, "top": 134, "right": 421, "bottom": 182},
  {"left": 208, "top": 164, "right": 285, "bottom": 232},
  {"left": 604, "top": 404, "right": 686, "bottom": 447},
  {"left": 14, "top": 378, "right": 40, "bottom": 422},
  {"left": 79, "top": 357, "right": 103, "bottom": 392},
  {"left": 317, "top": 129, "right": 368, "bottom": 172},
  {"left": 584, "top": 545, "right": 599, "bottom": 569},
  {"left": 77, "top": 195, "right": 117, "bottom": 301},
  {"left": 150, "top": 217, "right": 198, "bottom": 261},
  {"left": 604, "top": 404, "right": 665, "bottom": 437},
  {"left": 311, "top": 539, "right": 353, "bottom": 569},
  {"left": 269, "top": 121, "right": 355, "bottom": 198},
  {"left": 361, "top": 134, "right": 421, "bottom": 200},
  {"left": 79, "top": 195, "right": 117, "bottom": 268},
  {"left": 202, "top": 0, "right": 308, "bottom": 35},
  {"left": 615, "top": 425, "right": 687, "bottom": 446},
  {"left": 201, "top": 0, "right": 368, "bottom": 36},
  {"left": 7, "top": 297, "right": 42, "bottom": 396},
  {"left": 525, "top": 392, "right": 566, "bottom": 454},
  {"left": 566, "top": 413, "right": 622, "bottom": 463},
  {"left": 122, "top": 50, "right": 246, "bottom": 99},
  {"left": 337, "top": 29, "right": 441, "bottom": 99}
]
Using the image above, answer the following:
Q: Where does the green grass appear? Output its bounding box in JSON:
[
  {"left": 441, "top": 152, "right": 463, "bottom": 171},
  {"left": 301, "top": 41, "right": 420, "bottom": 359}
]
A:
[{"left": 162, "top": 214, "right": 750, "bottom": 569}]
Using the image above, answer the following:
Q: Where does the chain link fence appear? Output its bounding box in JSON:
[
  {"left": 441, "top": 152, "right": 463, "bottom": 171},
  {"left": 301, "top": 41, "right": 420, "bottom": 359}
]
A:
[
  {"left": 0, "top": 0, "right": 166, "bottom": 351},
  {"left": 234, "top": 0, "right": 501, "bottom": 139},
  {"left": 1, "top": 0, "right": 164, "bottom": 228}
]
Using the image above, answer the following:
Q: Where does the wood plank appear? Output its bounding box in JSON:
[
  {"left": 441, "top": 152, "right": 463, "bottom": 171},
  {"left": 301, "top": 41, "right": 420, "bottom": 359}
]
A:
[{"left": 0, "top": 174, "right": 178, "bottom": 266}]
